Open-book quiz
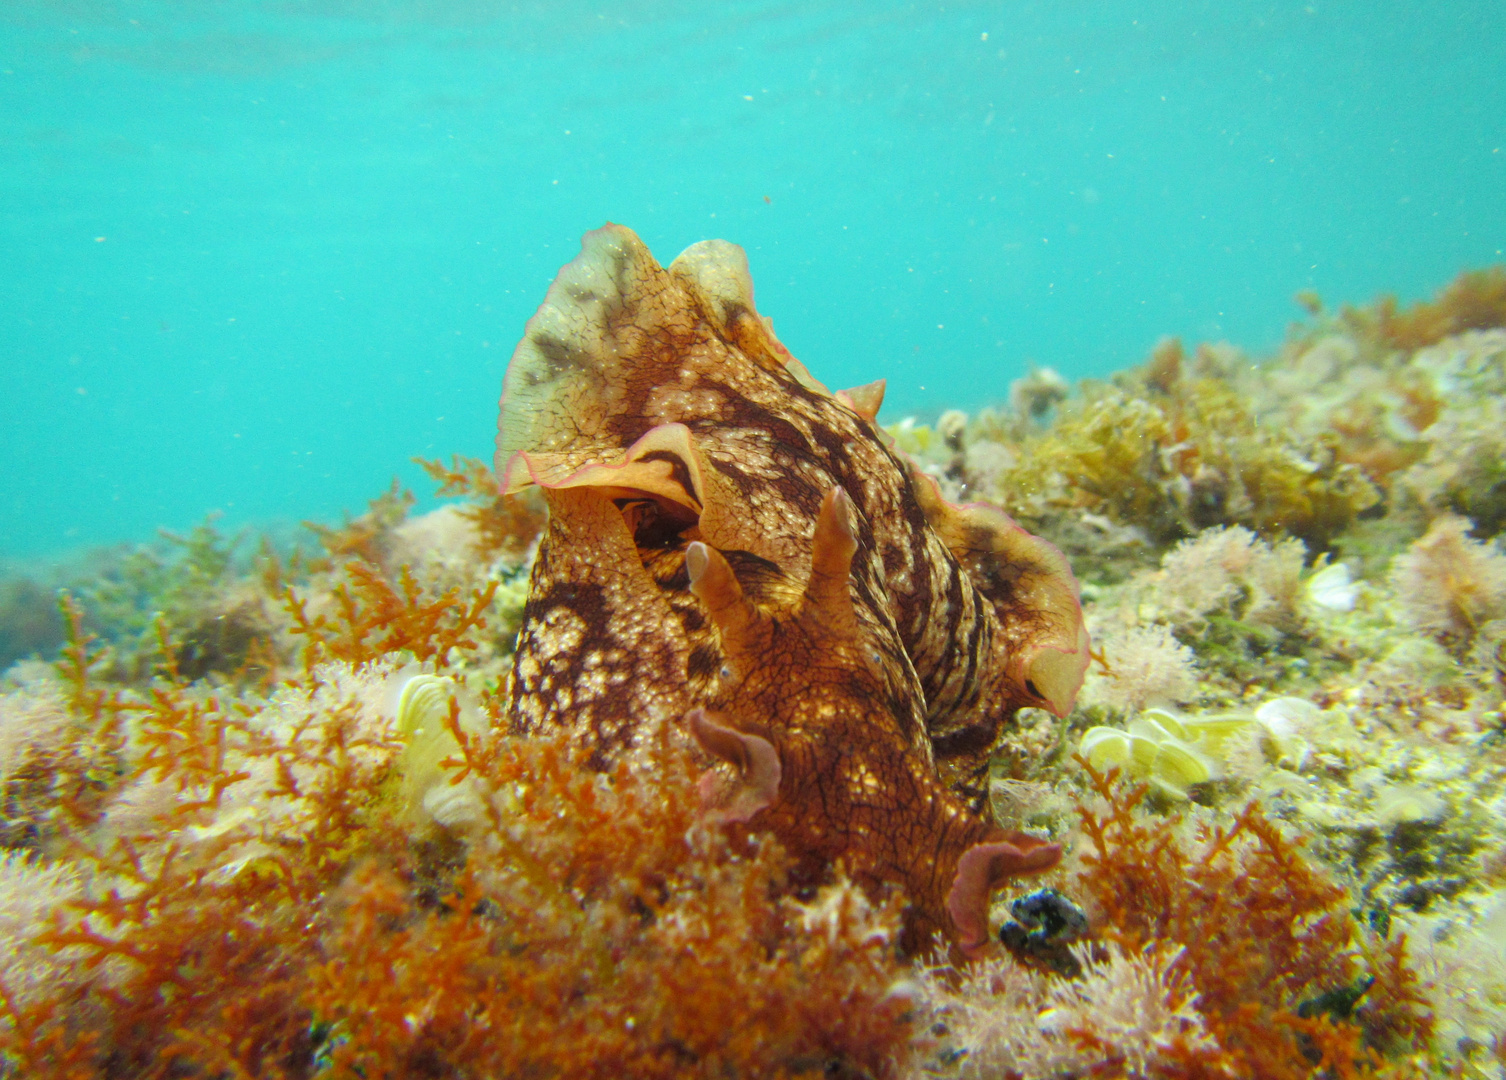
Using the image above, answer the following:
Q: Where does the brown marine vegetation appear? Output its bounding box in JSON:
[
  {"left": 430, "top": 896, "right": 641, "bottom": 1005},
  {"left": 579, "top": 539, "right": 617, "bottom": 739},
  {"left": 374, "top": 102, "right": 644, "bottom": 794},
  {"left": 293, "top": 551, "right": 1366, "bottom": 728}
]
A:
[
  {"left": 305, "top": 711, "right": 912, "bottom": 1080},
  {"left": 1343, "top": 266, "right": 1506, "bottom": 351},
  {"left": 416, "top": 455, "right": 547, "bottom": 561},
  {"left": 302, "top": 480, "right": 417, "bottom": 569},
  {"left": 284, "top": 561, "right": 498, "bottom": 676},
  {"left": 0, "top": 550, "right": 917, "bottom": 1079},
  {"left": 7, "top": 259, "right": 1490, "bottom": 1078},
  {"left": 0, "top": 569, "right": 1444, "bottom": 1079},
  {"left": 879, "top": 265, "right": 1495, "bottom": 598},
  {"left": 908, "top": 761, "right": 1438, "bottom": 1078},
  {"left": 963, "top": 335, "right": 1381, "bottom": 567},
  {"left": 1069, "top": 761, "right": 1433, "bottom": 1078},
  {"left": 1387, "top": 514, "right": 1506, "bottom": 648}
]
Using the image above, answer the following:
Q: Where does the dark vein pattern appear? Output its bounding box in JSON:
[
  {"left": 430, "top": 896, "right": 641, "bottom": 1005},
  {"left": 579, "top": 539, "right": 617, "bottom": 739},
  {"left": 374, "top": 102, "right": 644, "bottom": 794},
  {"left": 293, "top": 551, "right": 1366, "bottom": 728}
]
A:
[{"left": 496, "top": 225, "right": 1090, "bottom": 949}]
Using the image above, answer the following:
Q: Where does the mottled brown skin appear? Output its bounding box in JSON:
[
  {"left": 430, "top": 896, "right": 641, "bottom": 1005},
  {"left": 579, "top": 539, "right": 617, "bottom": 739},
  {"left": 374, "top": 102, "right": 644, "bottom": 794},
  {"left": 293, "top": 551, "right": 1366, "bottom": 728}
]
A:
[
  {"left": 509, "top": 487, "right": 695, "bottom": 771},
  {"left": 500, "top": 224, "right": 1087, "bottom": 808},
  {"left": 498, "top": 224, "right": 1087, "bottom": 950},
  {"left": 684, "top": 488, "right": 1061, "bottom": 954}
]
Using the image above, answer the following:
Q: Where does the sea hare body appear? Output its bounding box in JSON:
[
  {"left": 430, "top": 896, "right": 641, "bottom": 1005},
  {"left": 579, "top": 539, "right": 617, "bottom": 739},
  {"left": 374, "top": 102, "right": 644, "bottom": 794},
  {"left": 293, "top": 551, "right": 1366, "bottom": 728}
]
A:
[{"left": 497, "top": 223, "right": 1089, "bottom": 951}]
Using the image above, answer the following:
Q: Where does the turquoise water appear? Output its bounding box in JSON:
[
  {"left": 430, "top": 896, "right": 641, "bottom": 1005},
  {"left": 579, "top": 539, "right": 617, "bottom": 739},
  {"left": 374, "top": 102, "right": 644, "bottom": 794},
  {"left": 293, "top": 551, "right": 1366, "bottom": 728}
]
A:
[{"left": 2, "top": 0, "right": 1502, "bottom": 557}]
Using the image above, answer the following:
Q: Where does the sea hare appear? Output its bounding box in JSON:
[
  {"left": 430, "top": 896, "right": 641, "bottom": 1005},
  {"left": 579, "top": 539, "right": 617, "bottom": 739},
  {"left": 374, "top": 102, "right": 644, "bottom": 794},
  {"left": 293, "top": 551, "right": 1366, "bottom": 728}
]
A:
[{"left": 497, "top": 223, "right": 1090, "bottom": 953}]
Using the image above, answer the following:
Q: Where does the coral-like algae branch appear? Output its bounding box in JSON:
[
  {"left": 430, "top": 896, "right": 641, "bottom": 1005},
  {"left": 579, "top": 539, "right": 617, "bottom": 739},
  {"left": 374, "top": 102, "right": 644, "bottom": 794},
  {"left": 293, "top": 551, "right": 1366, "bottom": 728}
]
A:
[
  {"left": 1073, "top": 760, "right": 1432, "bottom": 1077},
  {"left": 1, "top": 549, "right": 917, "bottom": 1079}
]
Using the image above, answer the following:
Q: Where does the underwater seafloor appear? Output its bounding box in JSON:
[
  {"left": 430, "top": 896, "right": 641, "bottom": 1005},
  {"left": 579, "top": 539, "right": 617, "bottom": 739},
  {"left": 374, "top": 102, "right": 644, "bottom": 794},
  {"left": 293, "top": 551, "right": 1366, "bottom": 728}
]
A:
[{"left": 2, "top": 268, "right": 1506, "bottom": 1079}]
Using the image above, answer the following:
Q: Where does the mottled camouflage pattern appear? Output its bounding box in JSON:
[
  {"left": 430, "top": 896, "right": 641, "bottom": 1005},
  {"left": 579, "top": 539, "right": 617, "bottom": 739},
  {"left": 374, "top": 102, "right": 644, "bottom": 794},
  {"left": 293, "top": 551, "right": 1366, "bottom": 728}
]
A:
[{"left": 499, "top": 224, "right": 1088, "bottom": 810}]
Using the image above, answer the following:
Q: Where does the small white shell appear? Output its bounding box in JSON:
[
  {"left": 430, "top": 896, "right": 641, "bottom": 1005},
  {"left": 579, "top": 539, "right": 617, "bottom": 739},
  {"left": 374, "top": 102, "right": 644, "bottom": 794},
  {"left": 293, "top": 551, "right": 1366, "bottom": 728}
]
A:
[
  {"left": 422, "top": 778, "right": 489, "bottom": 831},
  {"left": 1306, "top": 561, "right": 1358, "bottom": 612},
  {"left": 1255, "top": 696, "right": 1320, "bottom": 727},
  {"left": 1373, "top": 784, "right": 1446, "bottom": 826},
  {"left": 1254, "top": 697, "right": 1316, "bottom": 768}
]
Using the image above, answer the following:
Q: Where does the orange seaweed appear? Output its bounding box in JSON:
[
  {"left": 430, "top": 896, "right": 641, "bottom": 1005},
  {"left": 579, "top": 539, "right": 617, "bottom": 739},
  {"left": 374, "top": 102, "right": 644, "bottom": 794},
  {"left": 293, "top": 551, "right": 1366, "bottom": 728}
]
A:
[
  {"left": 303, "top": 480, "right": 416, "bottom": 568},
  {"left": 284, "top": 562, "right": 498, "bottom": 676},
  {"left": 1346, "top": 266, "right": 1506, "bottom": 351},
  {"left": 2, "top": 566, "right": 914, "bottom": 1079},
  {"left": 13, "top": 670, "right": 392, "bottom": 1078},
  {"left": 1072, "top": 759, "right": 1432, "bottom": 1078},
  {"left": 302, "top": 707, "right": 914, "bottom": 1080},
  {"left": 416, "top": 454, "right": 547, "bottom": 560}
]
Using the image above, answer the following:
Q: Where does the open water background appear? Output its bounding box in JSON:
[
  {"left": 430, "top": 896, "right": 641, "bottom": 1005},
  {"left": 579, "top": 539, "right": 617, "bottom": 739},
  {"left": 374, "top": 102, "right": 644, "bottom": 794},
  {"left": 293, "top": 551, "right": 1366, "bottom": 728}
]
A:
[{"left": 2, "top": 0, "right": 1503, "bottom": 557}]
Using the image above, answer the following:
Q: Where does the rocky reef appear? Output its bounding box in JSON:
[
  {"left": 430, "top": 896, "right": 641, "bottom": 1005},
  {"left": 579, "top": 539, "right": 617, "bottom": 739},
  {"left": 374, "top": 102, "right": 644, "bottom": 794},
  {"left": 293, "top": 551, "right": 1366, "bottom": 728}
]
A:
[{"left": 0, "top": 256, "right": 1503, "bottom": 1078}]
